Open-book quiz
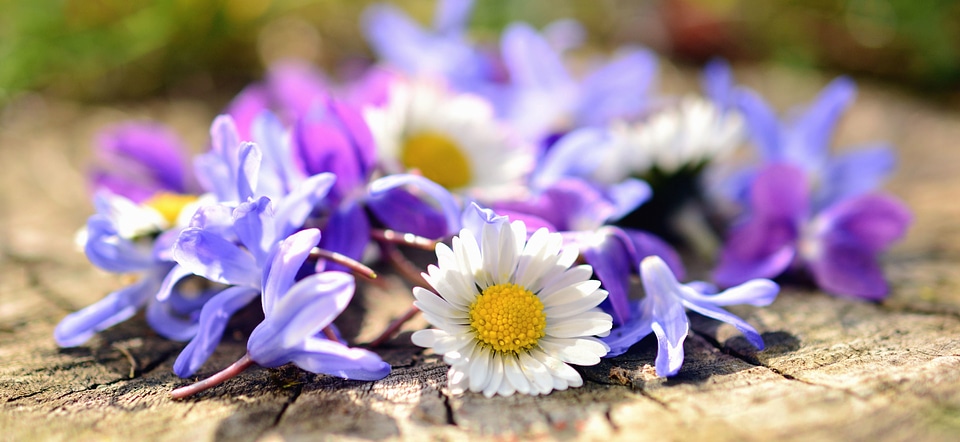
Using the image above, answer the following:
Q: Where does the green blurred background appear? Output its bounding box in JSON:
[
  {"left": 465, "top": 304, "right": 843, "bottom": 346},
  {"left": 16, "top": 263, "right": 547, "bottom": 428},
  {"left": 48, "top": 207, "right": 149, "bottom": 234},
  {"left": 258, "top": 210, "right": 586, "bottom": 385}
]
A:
[{"left": 2, "top": 0, "right": 959, "bottom": 105}]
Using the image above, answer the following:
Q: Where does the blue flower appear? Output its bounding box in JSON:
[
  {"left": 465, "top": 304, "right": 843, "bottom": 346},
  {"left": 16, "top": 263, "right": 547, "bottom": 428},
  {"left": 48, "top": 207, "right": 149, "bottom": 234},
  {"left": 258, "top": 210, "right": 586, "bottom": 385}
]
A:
[
  {"left": 714, "top": 163, "right": 911, "bottom": 300},
  {"left": 604, "top": 255, "right": 779, "bottom": 377},
  {"left": 55, "top": 187, "right": 210, "bottom": 346},
  {"left": 361, "top": 0, "right": 493, "bottom": 94},
  {"left": 170, "top": 229, "right": 389, "bottom": 399},
  {"left": 736, "top": 77, "right": 897, "bottom": 209},
  {"left": 90, "top": 122, "right": 193, "bottom": 203},
  {"left": 247, "top": 229, "right": 389, "bottom": 380},
  {"left": 171, "top": 174, "right": 337, "bottom": 377},
  {"left": 500, "top": 22, "right": 658, "bottom": 141}
]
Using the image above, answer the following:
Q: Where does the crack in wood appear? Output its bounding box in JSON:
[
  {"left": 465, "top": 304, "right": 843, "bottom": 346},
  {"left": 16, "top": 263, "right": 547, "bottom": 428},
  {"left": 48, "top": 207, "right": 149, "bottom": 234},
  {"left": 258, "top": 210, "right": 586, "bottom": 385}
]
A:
[
  {"left": 441, "top": 391, "right": 456, "bottom": 426},
  {"left": 878, "top": 303, "right": 960, "bottom": 321},
  {"left": 270, "top": 382, "right": 303, "bottom": 429},
  {"left": 137, "top": 349, "right": 175, "bottom": 378},
  {"left": 5, "top": 251, "right": 82, "bottom": 313},
  {"left": 692, "top": 330, "right": 869, "bottom": 400},
  {"left": 604, "top": 406, "right": 620, "bottom": 432},
  {"left": 5, "top": 388, "right": 52, "bottom": 403}
]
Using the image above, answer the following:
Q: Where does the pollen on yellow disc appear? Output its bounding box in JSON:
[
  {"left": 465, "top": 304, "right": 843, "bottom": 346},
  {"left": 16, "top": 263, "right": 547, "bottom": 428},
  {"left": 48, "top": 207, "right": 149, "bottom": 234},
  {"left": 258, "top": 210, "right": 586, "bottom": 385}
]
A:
[
  {"left": 144, "top": 192, "right": 198, "bottom": 225},
  {"left": 469, "top": 283, "right": 546, "bottom": 354},
  {"left": 400, "top": 132, "right": 472, "bottom": 190}
]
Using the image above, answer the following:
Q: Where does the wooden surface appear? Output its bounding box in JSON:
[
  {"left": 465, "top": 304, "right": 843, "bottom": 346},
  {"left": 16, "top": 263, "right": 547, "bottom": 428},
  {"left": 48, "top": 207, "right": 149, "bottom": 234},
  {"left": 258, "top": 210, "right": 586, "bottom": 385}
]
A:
[{"left": 2, "top": 71, "right": 960, "bottom": 441}]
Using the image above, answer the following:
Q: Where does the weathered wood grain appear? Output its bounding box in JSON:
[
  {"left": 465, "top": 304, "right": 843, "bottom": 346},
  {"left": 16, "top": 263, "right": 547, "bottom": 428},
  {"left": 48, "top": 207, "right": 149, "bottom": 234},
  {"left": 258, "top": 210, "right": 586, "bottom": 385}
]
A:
[{"left": 2, "top": 70, "right": 959, "bottom": 441}]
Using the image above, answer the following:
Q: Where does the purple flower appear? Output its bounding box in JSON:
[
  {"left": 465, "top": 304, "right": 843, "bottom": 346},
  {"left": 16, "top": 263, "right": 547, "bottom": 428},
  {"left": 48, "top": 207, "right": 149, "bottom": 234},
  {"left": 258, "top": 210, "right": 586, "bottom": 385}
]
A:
[
  {"left": 91, "top": 122, "right": 192, "bottom": 203},
  {"left": 171, "top": 175, "right": 337, "bottom": 377},
  {"left": 714, "top": 163, "right": 911, "bottom": 300},
  {"left": 736, "top": 77, "right": 896, "bottom": 209},
  {"left": 54, "top": 192, "right": 213, "bottom": 347},
  {"left": 500, "top": 23, "right": 658, "bottom": 141},
  {"left": 170, "top": 229, "right": 389, "bottom": 399},
  {"left": 246, "top": 229, "right": 389, "bottom": 380},
  {"left": 361, "top": 0, "right": 493, "bottom": 94},
  {"left": 226, "top": 61, "right": 328, "bottom": 140},
  {"left": 604, "top": 255, "right": 779, "bottom": 377},
  {"left": 292, "top": 97, "right": 377, "bottom": 262}
]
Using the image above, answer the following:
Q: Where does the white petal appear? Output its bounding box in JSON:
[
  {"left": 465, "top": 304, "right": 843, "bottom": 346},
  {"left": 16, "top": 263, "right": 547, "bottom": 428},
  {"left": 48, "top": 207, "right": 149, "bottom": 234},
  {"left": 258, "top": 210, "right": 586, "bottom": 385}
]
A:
[
  {"left": 468, "top": 346, "right": 493, "bottom": 393},
  {"left": 556, "top": 244, "right": 579, "bottom": 268},
  {"left": 482, "top": 352, "right": 505, "bottom": 398},
  {"left": 514, "top": 227, "right": 550, "bottom": 289},
  {"left": 424, "top": 266, "right": 473, "bottom": 309},
  {"left": 448, "top": 366, "right": 468, "bottom": 395},
  {"left": 497, "top": 220, "right": 520, "bottom": 283},
  {"left": 541, "top": 280, "right": 602, "bottom": 305},
  {"left": 518, "top": 351, "right": 554, "bottom": 395},
  {"left": 413, "top": 288, "right": 467, "bottom": 321},
  {"left": 502, "top": 354, "right": 530, "bottom": 395},
  {"left": 531, "top": 348, "right": 582, "bottom": 389},
  {"left": 411, "top": 328, "right": 446, "bottom": 348},
  {"left": 433, "top": 332, "right": 477, "bottom": 355},
  {"left": 481, "top": 222, "right": 500, "bottom": 285},
  {"left": 539, "top": 337, "right": 609, "bottom": 365},
  {"left": 543, "top": 289, "right": 608, "bottom": 318},
  {"left": 546, "top": 312, "right": 613, "bottom": 338},
  {"left": 537, "top": 265, "right": 594, "bottom": 299}
]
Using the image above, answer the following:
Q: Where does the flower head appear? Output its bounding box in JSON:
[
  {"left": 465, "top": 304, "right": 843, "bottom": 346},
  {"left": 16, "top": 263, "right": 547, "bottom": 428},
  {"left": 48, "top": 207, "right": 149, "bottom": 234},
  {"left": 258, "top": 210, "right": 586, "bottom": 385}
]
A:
[
  {"left": 365, "top": 78, "right": 535, "bottom": 202},
  {"left": 714, "top": 163, "right": 911, "bottom": 299},
  {"left": 247, "top": 229, "right": 390, "bottom": 380},
  {"left": 735, "top": 77, "right": 896, "bottom": 210},
  {"left": 605, "top": 255, "right": 779, "bottom": 377},
  {"left": 412, "top": 218, "right": 612, "bottom": 397}
]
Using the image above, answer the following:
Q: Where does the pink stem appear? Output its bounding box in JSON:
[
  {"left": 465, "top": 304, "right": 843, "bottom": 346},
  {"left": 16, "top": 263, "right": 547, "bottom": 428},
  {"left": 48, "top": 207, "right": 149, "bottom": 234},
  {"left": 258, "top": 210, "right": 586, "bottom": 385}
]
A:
[
  {"left": 368, "top": 305, "right": 421, "bottom": 348},
  {"left": 310, "top": 248, "right": 377, "bottom": 280},
  {"left": 170, "top": 353, "right": 255, "bottom": 400},
  {"left": 322, "top": 326, "right": 338, "bottom": 342},
  {"left": 370, "top": 229, "right": 439, "bottom": 251},
  {"left": 377, "top": 241, "right": 430, "bottom": 289}
]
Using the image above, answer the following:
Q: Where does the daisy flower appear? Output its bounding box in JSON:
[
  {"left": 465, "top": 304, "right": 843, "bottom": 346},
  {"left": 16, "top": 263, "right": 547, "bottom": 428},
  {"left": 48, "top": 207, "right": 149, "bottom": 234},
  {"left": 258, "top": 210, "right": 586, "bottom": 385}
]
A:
[
  {"left": 364, "top": 78, "right": 535, "bottom": 201},
  {"left": 411, "top": 219, "right": 612, "bottom": 397},
  {"left": 592, "top": 96, "right": 745, "bottom": 183}
]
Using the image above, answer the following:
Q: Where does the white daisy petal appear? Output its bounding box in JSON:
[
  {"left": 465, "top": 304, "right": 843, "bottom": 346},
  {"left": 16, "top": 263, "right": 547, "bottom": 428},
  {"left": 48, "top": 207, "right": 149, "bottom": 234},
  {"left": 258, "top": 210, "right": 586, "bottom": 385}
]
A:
[
  {"left": 432, "top": 332, "right": 477, "bottom": 355},
  {"left": 482, "top": 352, "right": 505, "bottom": 398},
  {"left": 410, "top": 217, "right": 612, "bottom": 397},
  {"left": 537, "top": 264, "right": 595, "bottom": 297},
  {"left": 541, "top": 280, "right": 602, "bottom": 305},
  {"left": 531, "top": 348, "right": 582, "bottom": 389},
  {"left": 481, "top": 222, "right": 500, "bottom": 285},
  {"left": 539, "top": 337, "right": 609, "bottom": 365},
  {"left": 518, "top": 351, "right": 553, "bottom": 395},
  {"left": 543, "top": 289, "right": 608, "bottom": 318},
  {"left": 413, "top": 288, "right": 467, "bottom": 320},
  {"left": 423, "top": 268, "right": 473, "bottom": 309},
  {"left": 503, "top": 354, "right": 531, "bottom": 395},
  {"left": 546, "top": 312, "right": 614, "bottom": 338},
  {"left": 410, "top": 329, "right": 446, "bottom": 347},
  {"left": 448, "top": 366, "right": 468, "bottom": 395},
  {"left": 469, "top": 346, "right": 493, "bottom": 393}
]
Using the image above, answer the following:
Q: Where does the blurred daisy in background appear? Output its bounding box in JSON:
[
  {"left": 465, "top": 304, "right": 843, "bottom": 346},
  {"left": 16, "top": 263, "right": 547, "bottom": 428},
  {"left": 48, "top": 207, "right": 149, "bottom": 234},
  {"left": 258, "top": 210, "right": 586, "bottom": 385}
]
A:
[{"left": 364, "top": 78, "right": 535, "bottom": 202}]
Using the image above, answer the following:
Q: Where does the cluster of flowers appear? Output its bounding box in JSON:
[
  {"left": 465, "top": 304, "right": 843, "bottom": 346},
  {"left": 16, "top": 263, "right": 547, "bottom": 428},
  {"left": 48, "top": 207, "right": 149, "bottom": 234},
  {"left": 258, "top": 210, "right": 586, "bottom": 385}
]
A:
[{"left": 55, "top": 0, "right": 911, "bottom": 398}]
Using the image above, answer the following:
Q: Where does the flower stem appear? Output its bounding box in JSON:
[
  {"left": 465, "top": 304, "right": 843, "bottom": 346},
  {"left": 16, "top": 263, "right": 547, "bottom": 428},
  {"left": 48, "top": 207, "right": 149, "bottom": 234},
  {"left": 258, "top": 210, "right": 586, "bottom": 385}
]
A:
[
  {"left": 368, "top": 305, "right": 421, "bottom": 348},
  {"left": 370, "top": 229, "right": 439, "bottom": 250},
  {"left": 310, "top": 247, "right": 378, "bottom": 280},
  {"left": 170, "top": 353, "right": 255, "bottom": 400},
  {"left": 322, "top": 326, "right": 339, "bottom": 342},
  {"left": 377, "top": 241, "right": 429, "bottom": 288}
]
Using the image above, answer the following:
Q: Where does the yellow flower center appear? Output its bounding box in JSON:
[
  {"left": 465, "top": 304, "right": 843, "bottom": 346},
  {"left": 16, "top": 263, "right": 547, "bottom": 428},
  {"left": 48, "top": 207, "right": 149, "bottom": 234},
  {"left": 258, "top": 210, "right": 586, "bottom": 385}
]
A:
[
  {"left": 400, "top": 132, "right": 472, "bottom": 190},
  {"left": 469, "top": 283, "right": 546, "bottom": 354},
  {"left": 144, "top": 192, "right": 198, "bottom": 226}
]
